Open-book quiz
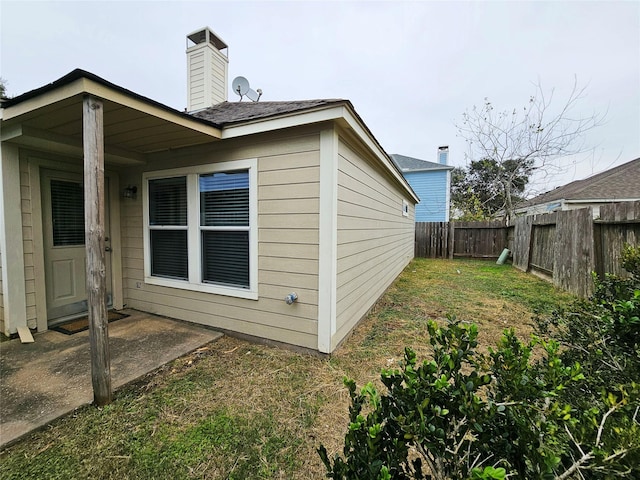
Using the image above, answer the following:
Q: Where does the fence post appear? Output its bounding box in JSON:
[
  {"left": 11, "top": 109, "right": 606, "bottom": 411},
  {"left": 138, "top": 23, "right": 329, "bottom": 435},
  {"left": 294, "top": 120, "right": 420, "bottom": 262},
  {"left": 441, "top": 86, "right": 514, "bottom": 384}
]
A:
[{"left": 448, "top": 222, "right": 455, "bottom": 259}]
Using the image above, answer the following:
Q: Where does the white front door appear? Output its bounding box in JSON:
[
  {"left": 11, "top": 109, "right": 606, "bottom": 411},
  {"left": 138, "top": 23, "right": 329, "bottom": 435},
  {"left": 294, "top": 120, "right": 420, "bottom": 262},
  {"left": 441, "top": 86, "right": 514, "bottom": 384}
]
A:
[{"left": 41, "top": 170, "right": 112, "bottom": 323}]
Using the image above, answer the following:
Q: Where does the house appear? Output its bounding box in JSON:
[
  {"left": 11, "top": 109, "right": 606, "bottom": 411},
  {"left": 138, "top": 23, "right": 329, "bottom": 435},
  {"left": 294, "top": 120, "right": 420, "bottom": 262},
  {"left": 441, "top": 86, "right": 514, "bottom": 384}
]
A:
[
  {"left": 515, "top": 157, "right": 640, "bottom": 218},
  {"left": 391, "top": 147, "right": 453, "bottom": 222},
  {"left": 0, "top": 27, "right": 418, "bottom": 354}
]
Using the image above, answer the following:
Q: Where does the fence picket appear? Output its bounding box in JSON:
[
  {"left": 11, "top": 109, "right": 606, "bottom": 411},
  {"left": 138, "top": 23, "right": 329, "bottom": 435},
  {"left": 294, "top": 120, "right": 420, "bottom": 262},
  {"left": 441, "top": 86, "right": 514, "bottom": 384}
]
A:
[{"left": 415, "top": 201, "right": 640, "bottom": 297}]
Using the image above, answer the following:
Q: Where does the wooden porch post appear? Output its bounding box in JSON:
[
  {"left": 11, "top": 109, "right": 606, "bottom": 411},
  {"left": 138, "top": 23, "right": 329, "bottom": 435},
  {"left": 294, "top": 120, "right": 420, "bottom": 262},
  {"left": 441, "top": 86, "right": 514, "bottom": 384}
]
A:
[{"left": 83, "top": 95, "right": 112, "bottom": 406}]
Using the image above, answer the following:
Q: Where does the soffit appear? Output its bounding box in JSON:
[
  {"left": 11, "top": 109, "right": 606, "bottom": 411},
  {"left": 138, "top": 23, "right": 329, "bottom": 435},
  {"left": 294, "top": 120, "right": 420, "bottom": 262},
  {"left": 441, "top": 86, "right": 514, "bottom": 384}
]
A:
[{"left": 1, "top": 77, "right": 222, "bottom": 165}]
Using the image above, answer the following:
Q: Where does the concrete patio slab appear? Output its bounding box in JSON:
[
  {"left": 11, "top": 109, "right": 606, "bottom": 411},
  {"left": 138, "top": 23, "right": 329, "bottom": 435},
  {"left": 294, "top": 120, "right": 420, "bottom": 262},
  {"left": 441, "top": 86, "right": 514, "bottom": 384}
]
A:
[{"left": 0, "top": 310, "right": 223, "bottom": 448}]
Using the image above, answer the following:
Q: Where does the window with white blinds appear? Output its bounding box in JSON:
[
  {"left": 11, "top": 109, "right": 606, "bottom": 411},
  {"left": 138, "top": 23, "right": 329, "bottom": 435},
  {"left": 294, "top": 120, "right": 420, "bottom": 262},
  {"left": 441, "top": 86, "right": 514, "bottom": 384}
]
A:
[
  {"left": 148, "top": 177, "right": 188, "bottom": 280},
  {"left": 143, "top": 160, "right": 257, "bottom": 299},
  {"left": 200, "top": 171, "right": 249, "bottom": 287}
]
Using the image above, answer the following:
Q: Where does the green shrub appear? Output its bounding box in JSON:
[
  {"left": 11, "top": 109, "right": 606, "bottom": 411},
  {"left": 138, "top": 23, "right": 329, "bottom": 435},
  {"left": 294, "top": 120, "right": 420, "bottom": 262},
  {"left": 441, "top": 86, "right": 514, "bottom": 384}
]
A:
[
  {"left": 534, "top": 244, "right": 640, "bottom": 478},
  {"left": 319, "top": 317, "right": 639, "bottom": 479}
]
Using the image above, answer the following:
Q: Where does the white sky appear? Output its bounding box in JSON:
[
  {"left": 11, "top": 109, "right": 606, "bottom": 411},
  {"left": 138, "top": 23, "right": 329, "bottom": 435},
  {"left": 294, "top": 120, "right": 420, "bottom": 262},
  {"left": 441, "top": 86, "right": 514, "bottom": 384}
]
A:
[{"left": 1, "top": 0, "right": 639, "bottom": 194}]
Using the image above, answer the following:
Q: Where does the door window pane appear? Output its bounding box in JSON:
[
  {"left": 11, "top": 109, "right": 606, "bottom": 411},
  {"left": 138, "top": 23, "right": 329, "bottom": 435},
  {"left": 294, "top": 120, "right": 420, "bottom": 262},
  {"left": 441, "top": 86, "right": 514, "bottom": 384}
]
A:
[{"left": 51, "top": 179, "right": 85, "bottom": 246}]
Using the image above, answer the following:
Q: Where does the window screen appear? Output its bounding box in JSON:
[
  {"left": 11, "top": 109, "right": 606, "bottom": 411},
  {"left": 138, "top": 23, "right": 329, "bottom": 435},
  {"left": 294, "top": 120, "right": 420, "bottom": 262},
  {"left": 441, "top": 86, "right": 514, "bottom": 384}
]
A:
[
  {"left": 150, "top": 230, "right": 188, "bottom": 280},
  {"left": 148, "top": 177, "right": 188, "bottom": 280},
  {"left": 201, "top": 231, "right": 249, "bottom": 286},
  {"left": 149, "top": 177, "right": 187, "bottom": 226},
  {"left": 200, "top": 171, "right": 249, "bottom": 227},
  {"left": 200, "top": 171, "right": 250, "bottom": 288}
]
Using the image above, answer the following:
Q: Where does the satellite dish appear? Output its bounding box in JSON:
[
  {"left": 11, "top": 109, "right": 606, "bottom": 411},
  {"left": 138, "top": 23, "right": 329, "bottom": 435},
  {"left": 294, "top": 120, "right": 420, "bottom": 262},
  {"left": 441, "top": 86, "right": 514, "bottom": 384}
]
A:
[
  {"left": 245, "top": 88, "right": 259, "bottom": 102},
  {"left": 232, "top": 76, "right": 263, "bottom": 102},
  {"left": 232, "top": 76, "right": 250, "bottom": 96}
]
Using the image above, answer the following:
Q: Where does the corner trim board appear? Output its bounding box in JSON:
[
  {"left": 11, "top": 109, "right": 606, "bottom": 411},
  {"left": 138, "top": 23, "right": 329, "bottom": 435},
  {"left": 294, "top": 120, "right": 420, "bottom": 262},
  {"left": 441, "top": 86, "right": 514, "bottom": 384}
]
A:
[{"left": 317, "top": 128, "right": 338, "bottom": 353}]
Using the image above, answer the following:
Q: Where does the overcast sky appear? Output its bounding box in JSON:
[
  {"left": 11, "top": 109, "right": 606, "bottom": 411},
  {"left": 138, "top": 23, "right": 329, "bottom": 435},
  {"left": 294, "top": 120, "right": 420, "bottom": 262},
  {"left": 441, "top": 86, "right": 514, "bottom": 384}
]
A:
[{"left": 1, "top": 0, "right": 639, "bottom": 194}]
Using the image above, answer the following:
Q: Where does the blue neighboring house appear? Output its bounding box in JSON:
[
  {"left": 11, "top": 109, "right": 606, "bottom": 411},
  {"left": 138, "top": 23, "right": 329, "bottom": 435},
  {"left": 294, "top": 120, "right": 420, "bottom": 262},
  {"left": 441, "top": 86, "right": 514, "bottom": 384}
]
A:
[{"left": 391, "top": 148, "right": 454, "bottom": 222}]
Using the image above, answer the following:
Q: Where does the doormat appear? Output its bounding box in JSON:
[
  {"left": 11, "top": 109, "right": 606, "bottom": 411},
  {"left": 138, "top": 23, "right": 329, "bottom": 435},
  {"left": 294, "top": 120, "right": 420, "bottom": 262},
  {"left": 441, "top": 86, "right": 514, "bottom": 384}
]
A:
[{"left": 52, "top": 311, "right": 129, "bottom": 335}]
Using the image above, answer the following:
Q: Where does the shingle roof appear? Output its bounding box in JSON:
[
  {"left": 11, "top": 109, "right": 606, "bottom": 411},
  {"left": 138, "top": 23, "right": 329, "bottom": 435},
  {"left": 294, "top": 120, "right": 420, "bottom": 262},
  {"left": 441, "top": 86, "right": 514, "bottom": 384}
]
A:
[
  {"left": 522, "top": 157, "right": 640, "bottom": 206},
  {"left": 390, "top": 153, "right": 453, "bottom": 172},
  {"left": 1, "top": 70, "right": 348, "bottom": 131},
  {"left": 2, "top": 69, "right": 419, "bottom": 200},
  {"left": 192, "top": 99, "right": 348, "bottom": 126}
]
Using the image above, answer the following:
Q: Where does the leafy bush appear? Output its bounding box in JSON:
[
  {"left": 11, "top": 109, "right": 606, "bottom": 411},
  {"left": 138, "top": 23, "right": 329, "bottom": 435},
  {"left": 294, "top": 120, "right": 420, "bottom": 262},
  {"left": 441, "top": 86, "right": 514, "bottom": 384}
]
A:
[
  {"left": 320, "top": 311, "right": 639, "bottom": 478},
  {"left": 533, "top": 244, "right": 640, "bottom": 477}
]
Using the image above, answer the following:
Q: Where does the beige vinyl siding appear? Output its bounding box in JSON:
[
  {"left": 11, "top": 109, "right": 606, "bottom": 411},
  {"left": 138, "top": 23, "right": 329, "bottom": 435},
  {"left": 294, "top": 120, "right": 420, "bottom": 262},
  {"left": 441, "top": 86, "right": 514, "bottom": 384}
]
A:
[
  {"left": 19, "top": 158, "right": 37, "bottom": 328},
  {"left": 187, "top": 45, "right": 227, "bottom": 110},
  {"left": 187, "top": 50, "right": 206, "bottom": 109},
  {"left": 209, "top": 52, "right": 227, "bottom": 104},
  {"left": 335, "top": 138, "right": 414, "bottom": 345},
  {"left": 120, "top": 130, "right": 321, "bottom": 350}
]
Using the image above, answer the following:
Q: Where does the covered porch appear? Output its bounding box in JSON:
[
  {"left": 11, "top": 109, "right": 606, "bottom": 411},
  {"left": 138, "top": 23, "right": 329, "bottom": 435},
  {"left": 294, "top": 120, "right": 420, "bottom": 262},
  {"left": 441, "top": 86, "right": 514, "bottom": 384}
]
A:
[
  {"left": 0, "top": 309, "right": 223, "bottom": 448},
  {"left": 1, "top": 69, "right": 222, "bottom": 338},
  {"left": 1, "top": 70, "right": 224, "bottom": 407}
]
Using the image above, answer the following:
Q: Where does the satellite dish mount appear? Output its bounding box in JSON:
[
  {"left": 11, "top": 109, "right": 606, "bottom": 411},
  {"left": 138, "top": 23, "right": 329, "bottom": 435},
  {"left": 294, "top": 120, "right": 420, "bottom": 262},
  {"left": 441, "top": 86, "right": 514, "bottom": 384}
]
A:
[{"left": 232, "top": 76, "right": 262, "bottom": 102}]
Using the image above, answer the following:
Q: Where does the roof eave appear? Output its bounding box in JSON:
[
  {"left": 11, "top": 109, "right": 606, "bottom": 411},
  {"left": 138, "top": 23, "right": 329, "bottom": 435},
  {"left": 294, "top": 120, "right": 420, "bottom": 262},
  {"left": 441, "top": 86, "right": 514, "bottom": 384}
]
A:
[
  {"left": 221, "top": 101, "right": 418, "bottom": 203},
  {"left": 564, "top": 197, "right": 640, "bottom": 204},
  {"left": 1, "top": 69, "right": 223, "bottom": 137},
  {"left": 402, "top": 166, "right": 454, "bottom": 173}
]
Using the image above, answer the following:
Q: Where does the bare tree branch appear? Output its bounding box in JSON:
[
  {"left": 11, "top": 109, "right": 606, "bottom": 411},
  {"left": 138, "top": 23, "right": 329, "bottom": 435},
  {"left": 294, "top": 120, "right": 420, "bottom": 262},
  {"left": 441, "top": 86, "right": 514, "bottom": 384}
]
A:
[{"left": 455, "top": 77, "right": 605, "bottom": 220}]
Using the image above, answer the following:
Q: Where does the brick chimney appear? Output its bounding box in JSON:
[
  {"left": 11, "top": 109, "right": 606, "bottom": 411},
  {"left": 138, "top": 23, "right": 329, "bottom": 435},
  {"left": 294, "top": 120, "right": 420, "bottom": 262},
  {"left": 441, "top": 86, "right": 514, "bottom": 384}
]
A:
[{"left": 186, "top": 27, "right": 228, "bottom": 112}]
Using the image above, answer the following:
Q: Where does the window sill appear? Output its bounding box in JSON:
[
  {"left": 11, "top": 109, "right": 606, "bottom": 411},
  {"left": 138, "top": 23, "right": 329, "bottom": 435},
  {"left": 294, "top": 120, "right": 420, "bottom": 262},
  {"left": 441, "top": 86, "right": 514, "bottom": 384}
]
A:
[{"left": 144, "top": 276, "right": 259, "bottom": 300}]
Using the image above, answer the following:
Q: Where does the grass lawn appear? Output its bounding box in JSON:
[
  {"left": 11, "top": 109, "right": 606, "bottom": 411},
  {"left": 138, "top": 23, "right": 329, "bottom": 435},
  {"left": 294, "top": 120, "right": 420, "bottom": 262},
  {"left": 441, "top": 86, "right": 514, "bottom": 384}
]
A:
[{"left": 0, "top": 258, "right": 574, "bottom": 479}]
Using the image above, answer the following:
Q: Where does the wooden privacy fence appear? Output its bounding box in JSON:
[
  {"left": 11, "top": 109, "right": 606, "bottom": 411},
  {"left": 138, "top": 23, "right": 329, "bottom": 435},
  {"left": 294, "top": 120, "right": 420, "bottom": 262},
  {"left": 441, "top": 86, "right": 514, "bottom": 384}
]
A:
[
  {"left": 415, "top": 201, "right": 640, "bottom": 298},
  {"left": 414, "top": 222, "right": 452, "bottom": 259},
  {"left": 514, "top": 201, "right": 640, "bottom": 297},
  {"left": 415, "top": 220, "right": 508, "bottom": 260}
]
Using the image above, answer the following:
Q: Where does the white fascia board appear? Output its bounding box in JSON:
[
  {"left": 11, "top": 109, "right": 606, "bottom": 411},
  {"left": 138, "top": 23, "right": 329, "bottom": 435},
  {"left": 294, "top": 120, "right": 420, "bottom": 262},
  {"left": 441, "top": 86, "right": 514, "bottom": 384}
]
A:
[
  {"left": 339, "top": 110, "right": 420, "bottom": 204},
  {"left": 403, "top": 166, "right": 455, "bottom": 172},
  {"left": 1, "top": 77, "right": 222, "bottom": 139},
  {"left": 0, "top": 79, "right": 87, "bottom": 120},
  {"left": 564, "top": 198, "right": 640, "bottom": 204},
  {"left": 220, "top": 105, "right": 348, "bottom": 139},
  {"left": 222, "top": 104, "right": 420, "bottom": 204}
]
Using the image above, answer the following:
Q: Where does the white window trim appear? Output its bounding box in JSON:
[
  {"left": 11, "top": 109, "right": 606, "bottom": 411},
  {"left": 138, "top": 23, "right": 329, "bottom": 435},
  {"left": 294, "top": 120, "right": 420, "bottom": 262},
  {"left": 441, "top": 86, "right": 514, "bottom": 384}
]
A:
[
  {"left": 142, "top": 158, "right": 258, "bottom": 300},
  {"left": 402, "top": 199, "right": 409, "bottom": 217}
]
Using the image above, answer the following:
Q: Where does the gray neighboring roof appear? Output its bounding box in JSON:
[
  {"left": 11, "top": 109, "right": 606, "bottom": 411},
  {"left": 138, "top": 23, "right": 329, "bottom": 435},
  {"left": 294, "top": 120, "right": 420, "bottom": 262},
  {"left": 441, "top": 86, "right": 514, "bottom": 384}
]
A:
[
  {"left": 391, "top": 153, "right": 454, "bottom": 172},
  {"left": 521, "top": 157, "right": 640, "bottom": 207},
  {"left": 192, "top": 99, "right": 348, "bottom": 126}
]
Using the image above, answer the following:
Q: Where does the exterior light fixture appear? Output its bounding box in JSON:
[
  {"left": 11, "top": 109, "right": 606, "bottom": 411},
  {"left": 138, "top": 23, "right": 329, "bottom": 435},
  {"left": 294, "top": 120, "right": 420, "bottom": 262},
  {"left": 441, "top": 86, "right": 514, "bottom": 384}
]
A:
[{"left": 123, "top": 185, "right": 137, "bottom": 199}]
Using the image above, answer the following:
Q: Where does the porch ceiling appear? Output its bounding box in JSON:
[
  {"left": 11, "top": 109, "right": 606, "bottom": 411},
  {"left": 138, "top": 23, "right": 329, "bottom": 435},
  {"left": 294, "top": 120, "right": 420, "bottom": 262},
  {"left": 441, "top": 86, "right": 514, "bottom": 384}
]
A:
[{"left": 1, "top": 74, "right": 222, "bottom": 165}]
